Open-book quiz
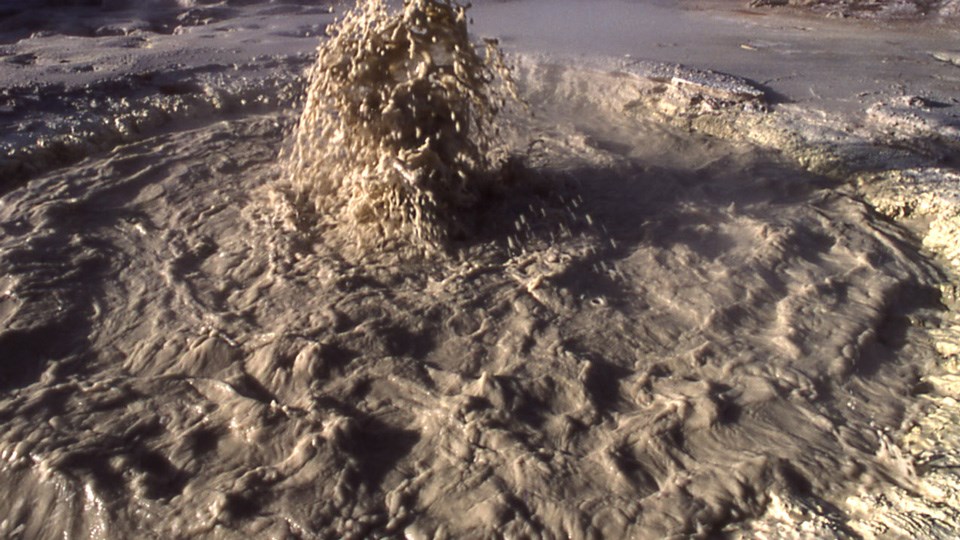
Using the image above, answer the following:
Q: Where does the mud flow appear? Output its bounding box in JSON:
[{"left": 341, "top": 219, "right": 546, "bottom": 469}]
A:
[{"left": 0, "top": 1, "right": 948, "bottom": 538}]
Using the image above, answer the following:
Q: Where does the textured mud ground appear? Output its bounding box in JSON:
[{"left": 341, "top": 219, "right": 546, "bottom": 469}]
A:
[
  {"left": 2, "top": 1, "right": 960, "bottom": 539},
  {"left": 0, "top": 62, "right": 947, "bottom": 537}
]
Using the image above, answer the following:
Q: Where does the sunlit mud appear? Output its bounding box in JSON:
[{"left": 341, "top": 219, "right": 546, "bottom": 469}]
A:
[
  {"left": 0, "top": 1, "right": 957, "bottom": 538},
  {"left": 282, "top": 0, "right": 517, "bottom": 252},
  {"left": 0, "top": 52, "right": 945, "bottom": 536}
]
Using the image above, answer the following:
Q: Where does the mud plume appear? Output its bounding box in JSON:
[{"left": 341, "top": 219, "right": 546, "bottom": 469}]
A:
[{"left": 283, "top": 0, "right": 516, "bottom": 251}]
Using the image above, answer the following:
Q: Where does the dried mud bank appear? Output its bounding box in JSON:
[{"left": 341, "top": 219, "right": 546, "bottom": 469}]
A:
[
  {"left": 0, "top": 68, "right": 306, "bottom": 190},
  {"left": 744, "top": 0, "right": 960, "bottom": 20},
  {"left": 591, "top": 52, "right": 960, "bottom": 536},
  {"left": 0, "top": 1, "right": 334, "bottom": 190}
]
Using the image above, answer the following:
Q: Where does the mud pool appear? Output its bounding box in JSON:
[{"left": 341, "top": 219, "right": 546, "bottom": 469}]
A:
[{"left": 2, "top": 1, "right": 960, "bottom": 539}]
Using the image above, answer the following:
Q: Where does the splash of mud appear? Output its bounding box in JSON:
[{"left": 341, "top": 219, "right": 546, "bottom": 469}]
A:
[{"left": 282, "top": 0, "right": 516, "bottom": 252}]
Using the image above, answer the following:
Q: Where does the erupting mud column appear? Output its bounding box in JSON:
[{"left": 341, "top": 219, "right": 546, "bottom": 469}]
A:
[{"left": 282, "top": 0, "right": 517, "bottom": 251}]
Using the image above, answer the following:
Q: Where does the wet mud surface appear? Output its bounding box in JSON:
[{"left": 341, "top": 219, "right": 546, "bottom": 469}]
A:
[{"left": 2, "top": 1, "right": 960, "bottom": 538}]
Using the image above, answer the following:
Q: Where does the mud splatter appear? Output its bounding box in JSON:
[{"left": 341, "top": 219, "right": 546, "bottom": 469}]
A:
[{"left": 282, "top": 0, "right": 517, "bottom": 252}]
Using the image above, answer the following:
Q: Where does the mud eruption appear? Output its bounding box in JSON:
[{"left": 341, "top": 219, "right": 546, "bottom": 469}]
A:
[
  {"left": 284, "top": 0, "right": 516, "bottom": 250},
  {"left": 3, "top": 0, "right": 960, "bottom": 538}
]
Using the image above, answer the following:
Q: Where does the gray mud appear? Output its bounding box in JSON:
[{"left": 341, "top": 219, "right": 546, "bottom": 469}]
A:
[
  {"left": 2, "top": 1, "right": 960, "bottom": 538},
  {"left": 0, "top": 59, "right": 946, "bottom": 537}
]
